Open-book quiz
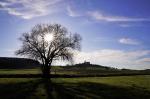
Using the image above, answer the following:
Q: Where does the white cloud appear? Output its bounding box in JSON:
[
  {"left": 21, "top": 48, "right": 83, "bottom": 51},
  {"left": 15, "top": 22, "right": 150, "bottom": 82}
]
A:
[
  {"left": 1, "top": 48, "right": 17, "bottom": 57},
  {"left": 0, "top": 1, "right": 8, "bottom": 6},
  {"left": 0, "top": 0, "right": 62, "bottom": 19},
  {"left": 74, "top": 49, "right": 150, "bottom": 69},
  {"left": 66, "top": 6, "right": 81, "bottom": 17},
  {"left": 5, "top": 49, "right": 16, "bottom": 52},
  {"left": 87, "top": 11, "right": 150, "bottom": 22},
  {"left": 119, "top": 38, "right": 140, "bottom": 45}
]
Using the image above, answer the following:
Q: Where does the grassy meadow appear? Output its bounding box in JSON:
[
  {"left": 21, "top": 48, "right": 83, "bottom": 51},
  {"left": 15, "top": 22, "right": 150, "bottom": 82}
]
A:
[
  {"left": 0, "top": 69, "right": 41, "bottom": 74},
  {"left": 0, "top": 75, "right": 150, "bottom": 99}
]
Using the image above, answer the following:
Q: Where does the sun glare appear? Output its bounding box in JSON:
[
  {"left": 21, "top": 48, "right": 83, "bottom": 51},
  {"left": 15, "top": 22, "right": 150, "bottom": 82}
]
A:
[{"left": 44, "top": 33, "right": 54, "bottom": 42}]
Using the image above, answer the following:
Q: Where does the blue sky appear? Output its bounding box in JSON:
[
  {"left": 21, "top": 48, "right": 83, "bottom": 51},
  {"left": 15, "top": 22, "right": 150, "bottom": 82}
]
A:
[{"left": 0, "top": 0, "right": 150, "bottom": 69}]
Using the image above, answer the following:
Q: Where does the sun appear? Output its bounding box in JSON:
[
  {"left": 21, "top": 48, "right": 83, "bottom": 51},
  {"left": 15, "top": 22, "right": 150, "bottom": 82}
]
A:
[{"left": 44, "top": 33, "right": 54, "bottom": 42}]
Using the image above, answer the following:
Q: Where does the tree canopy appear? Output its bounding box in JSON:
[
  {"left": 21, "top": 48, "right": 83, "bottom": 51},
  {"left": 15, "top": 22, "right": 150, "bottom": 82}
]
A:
[{"left": 16, "top": 23, "right": 81, "bottom": 77}]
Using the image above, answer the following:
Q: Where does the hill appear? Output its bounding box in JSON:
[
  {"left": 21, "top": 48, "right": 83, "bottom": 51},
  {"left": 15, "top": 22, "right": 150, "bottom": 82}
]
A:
[
  {"left": 51, "top": 62, "right": 121, "bottom": 75},
  {"left": 51, "top": 62, "right": 150, "bottom": 75},
  {"left": 60, "top": 62, "right": 117, "bottom": 70},
  {"left": 0, "top": 57, "right": 40, "bottom": 69},
  {"left": 0, "top": 58, "right": 149, "bottom": 75}
]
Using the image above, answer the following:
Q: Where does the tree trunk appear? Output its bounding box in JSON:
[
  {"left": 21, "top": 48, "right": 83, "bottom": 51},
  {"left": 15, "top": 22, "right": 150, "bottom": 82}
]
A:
[{"left": 42, "top": 64, "right": 51, "bottom": 78}]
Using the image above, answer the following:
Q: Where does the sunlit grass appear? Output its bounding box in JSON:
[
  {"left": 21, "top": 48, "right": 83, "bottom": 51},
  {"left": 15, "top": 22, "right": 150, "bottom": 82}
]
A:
[
  {"left": 0, "top": 69, "right": 41, "bottom": 74},
  {"left": 53, "top": 75, "right": 150, "bottom": 90}
]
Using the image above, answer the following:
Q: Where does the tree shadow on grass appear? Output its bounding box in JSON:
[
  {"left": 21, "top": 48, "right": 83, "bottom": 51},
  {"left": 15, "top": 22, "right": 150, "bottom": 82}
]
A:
[
  {"left": 53, "top": 82, "right": 150, "bottom": 99},
  {"left": 0, "top": 79, "right": 41, "bottom": 99},
  {"left": 0, "top": 79, "right": 150, "bottom": 99},
  {"left": 0, "top": 78, "right": 55, "bottom": 99}
]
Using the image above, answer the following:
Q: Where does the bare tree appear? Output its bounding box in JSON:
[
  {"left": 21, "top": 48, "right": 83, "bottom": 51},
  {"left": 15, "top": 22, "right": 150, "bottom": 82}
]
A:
[{"left": 15, "top": 24, "right": 81, "bottom": 78}]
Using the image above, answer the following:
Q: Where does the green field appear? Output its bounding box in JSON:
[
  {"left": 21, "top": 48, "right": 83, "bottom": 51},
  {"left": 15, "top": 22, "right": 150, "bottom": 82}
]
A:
[
  {"left": 0, "top": 67, "right": 77, "bottom": 75},
  {"left": 0, "top": 69, "right": 41, "bottom": 74},
  {"left": 0, "top": 67, "right": 149, "bottom": 76},
  {"left": 0, "top": 75, "right": 150, "bottom": 99}
]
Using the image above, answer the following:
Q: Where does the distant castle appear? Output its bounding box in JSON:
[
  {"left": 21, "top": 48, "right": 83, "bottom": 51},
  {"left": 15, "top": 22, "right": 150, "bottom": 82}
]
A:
[
  {"left": 75, "top": 61, "right": 91, "bottom": 66},
  {"left": 83, "top": 61, "right": 90, "bottom": 65}
]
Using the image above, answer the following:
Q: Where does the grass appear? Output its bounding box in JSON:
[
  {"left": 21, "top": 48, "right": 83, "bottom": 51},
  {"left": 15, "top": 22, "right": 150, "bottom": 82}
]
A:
[
  {"left": 0, "top": 68, "right": 148, "bottom": 76},
  {"left": 53, "top": 75, "right": 150, "bottom": 89},
  {"left": 0, "top": 75, "right": 150, "bottom": 99},
  {"left": 0, "top": 68, "right": 77, "bottom": 75},
  {"left": 0, "top": 69, "right": 41, "bottom": 74}
]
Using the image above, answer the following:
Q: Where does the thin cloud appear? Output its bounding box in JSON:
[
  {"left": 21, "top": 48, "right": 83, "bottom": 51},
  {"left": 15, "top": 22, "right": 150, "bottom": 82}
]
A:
[
  {"left": 74, "top": 49, "right": 150, "bottom": 69},
  {"left": 93, "top": 37, "right": 115, "bottom": 42},
  {"left": 66, "top": 6, "right": 81, "bottom": 17},
  {"left": 87, "top": 11, "right": 150, "bottom": 22},
  {"left": 119, "top": 23, "right": 144, "bottom": 28},
  {"left": 0, "top": 0, "right": 62, "bottom": 19},
  {"left": 137, "top": 58, "right": 150, "bottom": 63},
  {"left": 119, "top": 38, "right": 140, "bottom": 45},
  {"left": 119, "top": 24, "right": 133, "bottom": 27}
]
